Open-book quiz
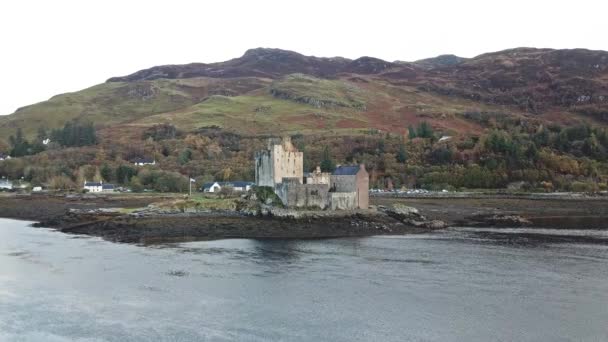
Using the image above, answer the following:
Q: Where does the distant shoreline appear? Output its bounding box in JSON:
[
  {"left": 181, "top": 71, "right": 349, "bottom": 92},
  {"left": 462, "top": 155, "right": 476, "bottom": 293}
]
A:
[{"left": 1, "top": 193, "right": 607, "bottom": 244}]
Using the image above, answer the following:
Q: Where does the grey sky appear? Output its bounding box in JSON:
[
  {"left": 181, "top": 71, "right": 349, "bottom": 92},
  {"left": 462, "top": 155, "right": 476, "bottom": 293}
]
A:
[{"left": 1, "top": 0, "right": 606, "bottom": 116}]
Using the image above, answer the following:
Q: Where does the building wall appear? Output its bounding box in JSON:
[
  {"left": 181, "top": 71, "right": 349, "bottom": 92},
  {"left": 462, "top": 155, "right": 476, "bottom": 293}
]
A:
[
  {"left": 255, "top": 150, "right": 275, "bottom": 187},
  {"left": 275, "top": 179, "right": 329, "bottom": 209},
  {"left": 306, "top": 167, "right": 331, "bottom": 185},
  {"left": 355, "top": 169, "right": 370, "bottom": 209},
  {"left": 329, "top": 166, "right": 370, "bottom": 209},
  {"left": 272, "top": 144, "right": 303, "bottom": 185},
  {"left": 329, "top": 192, "right": 357, "bottom": 210},
  {"left": 330, "top": 175, "right": 357, "bottom": 193},
  {"left": 255, "top": 137, "right": 303, "bottom": 188}
]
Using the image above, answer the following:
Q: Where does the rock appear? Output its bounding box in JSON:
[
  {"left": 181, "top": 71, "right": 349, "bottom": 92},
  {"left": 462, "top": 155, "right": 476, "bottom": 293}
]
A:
[
  {"left": 423, "top": 220, "right": 448, "bottom": 229},
  {"left": 381, "top": 204, "right": 428, "bottom": 222},
  {"left": 464, "top": 213, "right": 532, "bottom": 227}
]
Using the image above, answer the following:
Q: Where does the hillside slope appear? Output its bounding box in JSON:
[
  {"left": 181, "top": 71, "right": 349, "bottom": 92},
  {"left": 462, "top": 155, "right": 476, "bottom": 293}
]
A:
[{"left": 1, "top": 47, "right": 608, "bottom": 143}]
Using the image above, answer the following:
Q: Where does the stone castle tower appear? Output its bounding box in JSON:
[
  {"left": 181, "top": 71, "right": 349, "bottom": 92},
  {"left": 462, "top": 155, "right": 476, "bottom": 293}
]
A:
[{"left": 255, "top": 136, "right": 304, "bottom": 187}]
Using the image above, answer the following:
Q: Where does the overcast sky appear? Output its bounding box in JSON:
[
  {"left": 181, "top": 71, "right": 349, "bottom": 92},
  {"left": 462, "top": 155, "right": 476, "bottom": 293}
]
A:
[{"left": 1, "top": 0, "right": 607, "bottom": 116}]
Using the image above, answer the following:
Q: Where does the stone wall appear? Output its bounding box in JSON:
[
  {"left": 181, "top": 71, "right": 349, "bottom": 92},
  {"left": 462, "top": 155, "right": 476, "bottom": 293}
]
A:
[
  {"left": 275, "top": 179, "right": 329, "bottom": 209},
  {"left": 330, "top": 175, "right": 357, "bottom": 192},
  {"left": 255, "top": 150, "right": 275, "bottom": 187},
  {"left": 255, "top": 137, "right": 303, "bottom": 188},
  {"left": 272, "top": 145, "right": 303, "bottom": 185},
  {"left": 329, "top": 192, "right": 357, "bottom": 210},
  {"left": 306, "top": 167, "right": 331, "bottom": 185}
]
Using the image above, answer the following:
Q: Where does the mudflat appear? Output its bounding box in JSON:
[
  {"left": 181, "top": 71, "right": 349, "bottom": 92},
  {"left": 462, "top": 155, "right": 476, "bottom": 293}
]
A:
[{"left": 1, "top": 193, "right": 607, "bottom": 244}]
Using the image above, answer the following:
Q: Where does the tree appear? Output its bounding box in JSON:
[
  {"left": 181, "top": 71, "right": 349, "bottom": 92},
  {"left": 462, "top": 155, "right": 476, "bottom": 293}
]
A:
[
  {"left": 51, "top": 120, "right": 97, "bottom": 147},
  {"left": 320, "top": 146, "right": 335, "bottom": 172},
  {"left": 116, "top": 165, "right": 137, "bottom": 185},
  {"left": 179, "top": 148, "right": 193, "bottom": 165},
  {"left": 9, "top": 128, "right": 34, "bottom": 157},
  {"left": 100, "top": 164, "right": 114, "bottom": 182},
  {"left": 416, "top": 121, "right": 434, "bottom": 139},
  {"left": 525, "top": 143, "right": 539, "bottom": 161},
  {"left": 408, "top": 125, "right": 417, "bottom": 139},
  {"left": 396, "top": 142, "right": 408, "bottom": 164},
  {"left": 129, "top": 176, "right": 144, "bottom": 192}
]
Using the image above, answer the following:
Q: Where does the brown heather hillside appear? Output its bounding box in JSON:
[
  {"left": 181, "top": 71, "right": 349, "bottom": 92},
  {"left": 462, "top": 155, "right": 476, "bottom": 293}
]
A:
[
  {"left": 2, "top": 47, "right": 608, "bottom": 141},
  {"left": 0, "top": 47, "right": 607, "bottom": 191}
]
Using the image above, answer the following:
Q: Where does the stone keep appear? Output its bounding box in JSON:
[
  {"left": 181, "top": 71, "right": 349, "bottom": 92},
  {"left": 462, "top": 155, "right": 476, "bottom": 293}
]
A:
[{"left": 255, "top": 137, "right": 303, "bottom": 187}]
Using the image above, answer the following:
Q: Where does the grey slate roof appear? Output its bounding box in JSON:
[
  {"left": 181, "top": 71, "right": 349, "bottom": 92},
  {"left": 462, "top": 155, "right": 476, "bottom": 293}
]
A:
[
  {"left": 132, "top": 157, "right": 155, "bottom": 164},
  {"left": 84, "top": 182, "right": 103, "bottom": 187},
  {"left": 332, "top": 166, "right": 360, "bottom": 176}
]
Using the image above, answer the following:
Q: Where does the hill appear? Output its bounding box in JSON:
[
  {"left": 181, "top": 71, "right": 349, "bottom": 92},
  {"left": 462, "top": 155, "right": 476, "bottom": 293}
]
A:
[
  {"left": 3, "top": 47, "right": 607, "bottom": 141},
  {"left": 0, "top": 47, "right": 607, "bottom": 192}
]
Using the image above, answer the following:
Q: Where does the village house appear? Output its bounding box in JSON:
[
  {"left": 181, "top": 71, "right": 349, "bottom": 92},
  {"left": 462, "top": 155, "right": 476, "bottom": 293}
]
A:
[
  {"left": 0, "top": 178, "right": 13, "bottom": 190},
  {"left": 0, "top": 153, "right": 11, "bottom": 161},
  {"left": 132, "top": 157, "right": 156, "bottom": 166},
  {"left": 254, "top": 137, "right": 369, "bottom": 210},
  {"left": 202, "top": 181, "right": 254, "bottom": 193},
  {"left": 84, "top": 181, "right": 115, "bottom": 193}
]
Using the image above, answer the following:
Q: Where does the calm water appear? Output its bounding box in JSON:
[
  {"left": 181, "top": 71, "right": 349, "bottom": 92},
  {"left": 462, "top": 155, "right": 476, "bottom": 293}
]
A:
[{"left": 1, "top": 218, "right": 607, "bottom": 342}]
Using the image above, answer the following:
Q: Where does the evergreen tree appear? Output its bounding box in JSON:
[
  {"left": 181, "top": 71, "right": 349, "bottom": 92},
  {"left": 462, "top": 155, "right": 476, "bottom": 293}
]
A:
[
  {"left": 9, "top": 128, "right": 33, "bottom": 157},
  {"left": 179, "top": 148, "right": 193, "bottom": 165},
  {"left": 407, "top": 125, "right": 417, "bottom": 139},
  {"left": 417, "top": 121, "right": 434, "bottom": 139},
  {"left": 100, "top": 164, "right": 114, "bottom": 182},
  {"left": 320, "top": 146, "right": 335, "bottom": 172},
  {"left": 396, "top": 142, "right": 408, "bottom": 164}
]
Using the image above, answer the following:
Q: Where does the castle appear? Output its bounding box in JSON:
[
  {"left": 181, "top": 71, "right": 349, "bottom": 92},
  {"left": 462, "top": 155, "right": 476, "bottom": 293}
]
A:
[{"left": 254, "top": 137, "right": 369, "bottom": 210}]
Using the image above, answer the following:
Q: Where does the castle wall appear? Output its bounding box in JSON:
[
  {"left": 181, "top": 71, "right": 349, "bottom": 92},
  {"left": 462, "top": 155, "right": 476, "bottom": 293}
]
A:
[
  {"left": 272, "top": 145, "right": 303, "bottom": 185},
  {"left": 356, "top": 171, "right": 369, "bottom": 209},
  {"left": 255, "top": 137, "right": 303, "bottom": 188},
  {"left": 329, "top": 167, "right": 370, "bottom": 210},
  {"left": 255, "top": 150, "right": 275, "bottom": 187},
  {"left": 329, "top": 192, "right": 357, "bottom": 210},
  {"left": 275, "top": 179, "right": 329, "bottom": 209},
  {"left": 306, "top": 167, "right": 331, "bottom": 185},
  {"left": 330, "top": 175, "right": 357, "bottom": 193}
]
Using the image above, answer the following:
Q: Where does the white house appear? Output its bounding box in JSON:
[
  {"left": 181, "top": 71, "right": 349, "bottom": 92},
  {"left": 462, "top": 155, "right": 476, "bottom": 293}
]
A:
[
  {"left": 84, "top": 181, "right": 115, "bottom": 193},
  {"left": 132, "top": 157, "right": 156, "bottom": 166},
  {"left": 202, "top": 182, "right": 222, "bottom": 193},
  {"left": 202, "top": 181, "right": 254, "bottom": 193},
  {"left": 0, "top": 179, "right": 13, "bottom": 190},
  {"left": 0, "top": 153, "right": 11, "bottom": 161}
]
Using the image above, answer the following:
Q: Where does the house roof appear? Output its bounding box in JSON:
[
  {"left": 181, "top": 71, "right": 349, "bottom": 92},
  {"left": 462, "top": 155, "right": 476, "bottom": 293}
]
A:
[
  {"left": 132, "top": 157, "right": 155, "bottom": 163},
  {"left": 202, "top": 182, "right": 219, "bottom": 189},
  {"left": 332, "top": 166, "right": 361, "bottom": 176},
  {"left": 85, "top": 182, "right": 103, "bottom": 187},
  {"left": 202, "top": 181, "right": 254, "bottom": 189},
  {"left": 229, "top": 181, "right": 254, "bottom": 187},
  {"left": 102, "top": 184, "right": 115, "bottom": 189}
]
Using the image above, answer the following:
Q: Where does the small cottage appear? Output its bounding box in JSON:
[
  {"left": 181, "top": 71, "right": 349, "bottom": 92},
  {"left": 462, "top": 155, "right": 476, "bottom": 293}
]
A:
[
  {"left": 84, "top": 181, "right": 115, "bottom": 193},
  {"left": 202, "top": 181, "right": 254, "bottom": 193},
  {"left": 132, "top": 157, "right": 156, "bottom": 166},
  {"left": 0, "top": 179, "right": 13, "bottom": 190}
]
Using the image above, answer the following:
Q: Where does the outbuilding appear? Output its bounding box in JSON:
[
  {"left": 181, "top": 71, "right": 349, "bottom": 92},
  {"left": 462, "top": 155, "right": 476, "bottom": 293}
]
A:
[{"left": 330, "top": 164, "right": 369, "bottom": 209}]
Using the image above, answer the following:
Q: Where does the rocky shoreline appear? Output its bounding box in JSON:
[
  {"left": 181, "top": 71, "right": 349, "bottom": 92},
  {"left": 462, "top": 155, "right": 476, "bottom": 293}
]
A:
[{"left": 2, "top": 193, "right": 607, "bottom": 244}]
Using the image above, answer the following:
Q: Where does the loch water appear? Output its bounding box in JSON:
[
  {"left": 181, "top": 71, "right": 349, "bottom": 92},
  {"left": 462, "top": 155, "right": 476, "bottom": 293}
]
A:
[{"left": 1, "top": 218, "right": 607, "bottom": 341}]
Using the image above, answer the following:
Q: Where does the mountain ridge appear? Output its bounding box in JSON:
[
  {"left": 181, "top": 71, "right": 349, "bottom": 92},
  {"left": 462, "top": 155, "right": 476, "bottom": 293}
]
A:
[{"left": 2, "top": 46, "right": 608, "bottom": 143}]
